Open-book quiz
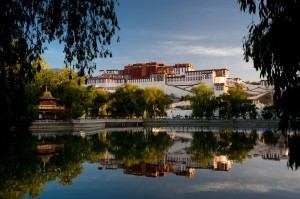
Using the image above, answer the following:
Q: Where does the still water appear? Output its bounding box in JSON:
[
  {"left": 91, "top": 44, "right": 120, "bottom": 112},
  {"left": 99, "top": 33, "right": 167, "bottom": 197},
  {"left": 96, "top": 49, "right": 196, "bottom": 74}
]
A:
[{"left": 1, "top": 127, "right": 300, "bottom": 199}]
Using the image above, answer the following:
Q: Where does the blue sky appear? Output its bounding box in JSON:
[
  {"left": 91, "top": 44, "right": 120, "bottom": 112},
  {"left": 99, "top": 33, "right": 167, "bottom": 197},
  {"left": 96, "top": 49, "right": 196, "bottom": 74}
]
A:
[{"left": 42, "top": 0, "right": 261, "bottom": 81}]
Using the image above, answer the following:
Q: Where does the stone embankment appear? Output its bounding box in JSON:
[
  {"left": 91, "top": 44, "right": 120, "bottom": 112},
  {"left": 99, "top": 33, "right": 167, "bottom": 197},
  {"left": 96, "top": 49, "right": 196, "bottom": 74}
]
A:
[
  {"left": 29, "top": 119, "right": 143, "bottom": 132},
  {"left": 142, "top": 119, "right": 280, "bottom": 129},
  {"left": 29, "top": 119, "right": 105, "bottom": 131},
  {"left": 29, "top": 119, "right": 280, "bottom": 132}
]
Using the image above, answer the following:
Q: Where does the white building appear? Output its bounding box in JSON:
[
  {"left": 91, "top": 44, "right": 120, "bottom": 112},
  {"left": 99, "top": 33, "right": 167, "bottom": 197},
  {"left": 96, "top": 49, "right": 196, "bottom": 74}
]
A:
[
  {"left": 86, "top": 63, "right": 273, "bottom": 110},
  {"left": 86, "top": 64, "right": 230, "bottom": 97}
]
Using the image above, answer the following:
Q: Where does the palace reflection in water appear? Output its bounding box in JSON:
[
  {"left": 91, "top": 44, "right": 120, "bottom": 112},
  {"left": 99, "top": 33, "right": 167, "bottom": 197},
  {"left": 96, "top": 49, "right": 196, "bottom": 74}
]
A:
[
  {"left": 96, "top": 128, "right": 288, "bottom": 179},
  {"left": 1, "top": 127, "right": 300, "bottom": 199}
]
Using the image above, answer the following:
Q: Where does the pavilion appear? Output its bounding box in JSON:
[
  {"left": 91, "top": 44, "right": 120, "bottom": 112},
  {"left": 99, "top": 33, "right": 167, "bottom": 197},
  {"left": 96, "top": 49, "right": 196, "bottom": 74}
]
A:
[{"left": 36, "top": 87, "right": 66, "bottom": 120}]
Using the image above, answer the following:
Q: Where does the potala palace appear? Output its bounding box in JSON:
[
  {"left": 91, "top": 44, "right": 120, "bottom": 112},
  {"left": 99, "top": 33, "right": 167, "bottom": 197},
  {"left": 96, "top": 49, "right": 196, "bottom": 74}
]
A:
[{"left": 85, "top": 62, "right": 274, "bottom": 110}]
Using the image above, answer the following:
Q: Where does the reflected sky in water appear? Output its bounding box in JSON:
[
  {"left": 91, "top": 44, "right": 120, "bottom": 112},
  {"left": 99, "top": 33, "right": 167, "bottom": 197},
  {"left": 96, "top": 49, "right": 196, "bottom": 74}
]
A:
[
  {"left": 1, "top": 127, "right": 300, "bottom": 199},
  {"left": 35, "top": 159, "right": 300, "bottom": 199}
]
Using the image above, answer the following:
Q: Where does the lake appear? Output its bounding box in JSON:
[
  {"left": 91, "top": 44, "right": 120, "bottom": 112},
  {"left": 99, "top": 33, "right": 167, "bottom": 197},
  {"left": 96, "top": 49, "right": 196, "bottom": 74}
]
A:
[{"left": 1, "top": 127, "right": 300, "bottom": 199}]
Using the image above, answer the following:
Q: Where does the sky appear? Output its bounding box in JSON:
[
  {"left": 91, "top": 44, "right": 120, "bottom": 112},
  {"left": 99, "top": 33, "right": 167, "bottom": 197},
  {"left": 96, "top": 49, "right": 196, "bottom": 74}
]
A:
[{"left": 42, "top": 0, "right": 261, "bottom": 81}]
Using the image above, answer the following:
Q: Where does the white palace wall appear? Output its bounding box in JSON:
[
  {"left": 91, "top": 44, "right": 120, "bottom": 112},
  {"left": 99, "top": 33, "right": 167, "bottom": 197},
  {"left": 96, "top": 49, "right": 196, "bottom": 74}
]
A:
[
  {"left": 87, "top": 77, "right": 224, "bottom": 98},
  {"left": 85, "top": 66, "right": 274, "bottom": 111},
  {"left": 86, "top": 67, "right": 231, "bottom": 98}
]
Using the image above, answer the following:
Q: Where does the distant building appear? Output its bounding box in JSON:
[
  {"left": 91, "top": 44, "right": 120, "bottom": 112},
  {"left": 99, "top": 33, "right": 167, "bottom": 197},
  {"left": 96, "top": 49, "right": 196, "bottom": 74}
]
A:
[
  {"left": 86, "top": 61, "right": 273, "bottom": 109},
  {"left": 36, "top": 88, "right": 66, "bottom": 120},
  {"left": 123, "top": 62, "right": 167, "bottom": 79},
  {"left": 86, "top": 62, "right": 230, "bottom": 97}
]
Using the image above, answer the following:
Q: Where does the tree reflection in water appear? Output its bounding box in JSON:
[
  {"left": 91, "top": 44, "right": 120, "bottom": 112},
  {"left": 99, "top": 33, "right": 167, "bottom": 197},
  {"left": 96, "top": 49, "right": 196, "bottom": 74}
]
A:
[
  {"left": 1, "top": 128, "right": 300, "bottom": 198},
  {"left": 0, "top": 130, "right": 92, "bottom": 199},
  {"left": 186, "top": 131, "right": 218, "bottom": 168},
  {"left": 0, "top": 130, "right": 39, "bottom": 199},
  {"left": 262, "top": 130, "right": 280, "bottom": 146},
  {"left": 218, "top": 130, "right": 258, "bottom": 163},
  {"left": 287, "top": 133, "right": 300, "bottom": 170},
  {"left": 186, "top": 130, "right": 257, "bottom": 170},
  {"left": 105, "top": 130, "right": 172, "bottom": 166}
]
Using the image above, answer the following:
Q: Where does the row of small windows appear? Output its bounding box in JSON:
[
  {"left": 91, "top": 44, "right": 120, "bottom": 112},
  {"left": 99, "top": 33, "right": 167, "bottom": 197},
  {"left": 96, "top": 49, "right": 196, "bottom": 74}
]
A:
[
  {"left": 167, "top": 76, "right": 202, "bottom": 82},
  {"left": 88, "top": 79, "right": 124, "bottom": 84},
  {"left": 185, "top": 73, "right": 213, "bottom": 79},
  {"left": 215, "top": 85, "right": 224, "bottom": 91},
  {"left": 88, "top": 73, "right": 212, "bottom": 84},
  {"left": 202, "top": 74, "right": 212, "bottom": 79},
  {"left": 186, "top": 71, "right": 202, "bottom": 76},
  {"left": 174, "top": 67, "right": 189, "bottom": 73},
  {"left": 128, "top": 79, "right": 150, "bottom": 83}
]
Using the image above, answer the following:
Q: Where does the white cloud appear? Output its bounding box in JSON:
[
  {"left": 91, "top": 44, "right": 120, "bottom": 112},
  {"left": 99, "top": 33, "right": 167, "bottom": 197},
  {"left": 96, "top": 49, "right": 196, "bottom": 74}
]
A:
[
  {"left": 169, "top": 34, "right": 210, "bottom": 41},
  {"left": 163, "top": 41, "right": 242, "bottom": 57},
  {"left": 190, "top": 182, "right": 270, "bottom": 193},
  {"left": 189, "top": 45, "right": 241, "bottom": 56},
  {"left": 177, "top": 181, "right": 300, "bottom": 194}
]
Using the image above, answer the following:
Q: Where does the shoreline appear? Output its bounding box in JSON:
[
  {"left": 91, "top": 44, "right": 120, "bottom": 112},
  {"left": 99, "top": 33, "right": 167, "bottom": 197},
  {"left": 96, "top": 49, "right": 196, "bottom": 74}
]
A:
[
  {"left": 29, "top": 119, "right": 280, "bottom": 132},
  {"left": 142, "top": 119, "right": 280, "bottom": 129}
]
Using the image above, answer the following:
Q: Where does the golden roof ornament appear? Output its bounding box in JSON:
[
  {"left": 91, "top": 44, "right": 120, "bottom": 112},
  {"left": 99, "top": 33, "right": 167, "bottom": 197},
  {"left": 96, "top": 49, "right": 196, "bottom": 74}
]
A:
[{"left": 40, "top": 86, "right": 55, "bottom": 100}]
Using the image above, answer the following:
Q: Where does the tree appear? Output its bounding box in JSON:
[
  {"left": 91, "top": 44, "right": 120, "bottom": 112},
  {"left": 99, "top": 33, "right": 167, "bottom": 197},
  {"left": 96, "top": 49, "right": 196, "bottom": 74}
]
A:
[
  {"left": 90, "top": 88, "right": 108, "bottom": 118},
  {"left": 109, "top": 84, "right": 144, "bottom": 118},
  {"left": 261, "top": 105, "right": 276, "bottom": 119},
  {"left": 54, "top": 68, "right": 87, "bottom": 119},
  {"left": 238, "top": 0, "right": 300, "bottom": 131},
  {"left": 188, "top": 83, "right": 217, "bottom": 119},
  {"left": 155, "top": 92, "right": 172, "bottom": 118},
  {"left": 27, "top": 65, "right": 98, "bottom": 120},
  {"left": 217, "top": 93, "right": 233, "bottom": 119},
  {"left": 228, "top": 87, "right": 248, "bottom": 118},
  {"left": 1, "top": 0, "right": 119, "bottom": 129},
  {"left": 218, "top": 87, "right": 256, "bottom": 119},
  {"left": 240, "top": 98, "right": 257, "bottom": 119},
  {"left": 143, "top": 87, "right": 172, "bottom": 118}
]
